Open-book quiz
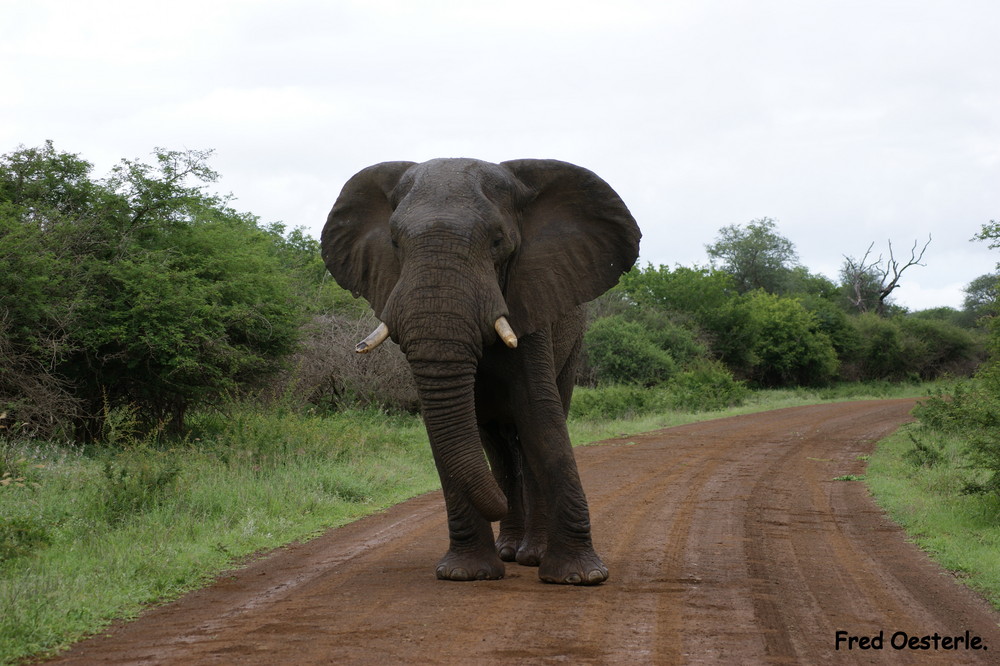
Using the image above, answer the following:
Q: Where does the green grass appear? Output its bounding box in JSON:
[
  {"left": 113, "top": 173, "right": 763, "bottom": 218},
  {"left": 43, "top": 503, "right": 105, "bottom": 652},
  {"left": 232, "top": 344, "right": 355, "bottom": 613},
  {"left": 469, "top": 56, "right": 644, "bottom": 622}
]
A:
[
  {"left": 568, "top": 380, "right": 935, "bottom": 445},
  {"left": 0, "top": 408, "right": 439, "bottom": 664},
  {"left": 866, "top": 424, "right": 1000, "bottom": 610},
  {"left": 0, "top": 380, "right": 942, "bottom": 663}
]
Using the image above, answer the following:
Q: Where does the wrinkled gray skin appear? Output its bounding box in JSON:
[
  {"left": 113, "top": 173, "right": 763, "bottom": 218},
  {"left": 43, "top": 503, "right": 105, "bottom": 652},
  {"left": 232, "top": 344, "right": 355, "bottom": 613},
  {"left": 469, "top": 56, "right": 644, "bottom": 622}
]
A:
[{"left": 321, "top": 158, "right": 640, "bottom": 584}]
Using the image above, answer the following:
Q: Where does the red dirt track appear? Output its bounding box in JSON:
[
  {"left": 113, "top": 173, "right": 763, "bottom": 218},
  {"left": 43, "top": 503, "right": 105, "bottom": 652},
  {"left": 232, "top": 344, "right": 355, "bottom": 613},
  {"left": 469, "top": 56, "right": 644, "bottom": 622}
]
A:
[{"left": 49, "top": 400, "right": 1000, "bottom": 664}]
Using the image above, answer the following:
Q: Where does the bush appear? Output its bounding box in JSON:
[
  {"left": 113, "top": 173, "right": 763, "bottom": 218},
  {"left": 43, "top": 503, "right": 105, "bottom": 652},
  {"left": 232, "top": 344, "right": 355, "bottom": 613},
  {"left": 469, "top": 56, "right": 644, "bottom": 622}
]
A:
[
  {"left": 0, "top": 516, "right": 51, "bottom": 564},
  {"left": 0, "top": 143, "right": 306, "bottom": 438},
  {"left": 95, "top": 452, "right": 183, "bottom": 525},
  {"left": 569, "top": 384, "right": 668, "bottom": 420},
  {"left": 913, "top": 374, "right": 1000, "bottom": 495},
  {"left": 842, "top": 314, "right": 983, "bottom": 382},
  {"left": 842, "top": 313, "right": 908, "bottom": 381},
  {"left": 629, "top": 309, "right": 708, "bottom": 367},
  {"left": 275, "top": 312, "right": 418, "bottom": 413},
  {"left": 897, "top": 317, "right": 983, "bottom": 379},
  {"left": 583, "top": 315, "right": 677, "bottom": 386},
  {"left": 718, "top": 292, "right": 839, "bottom": 387},
  {"left": 619, "top": 263, "right": 736, "bottom": 325},
  {"left": 664, "top": 360, "right": 748, "bottom": 412},
  {"left": 799, "top": 294, "right": 861, "bottom": 361}
]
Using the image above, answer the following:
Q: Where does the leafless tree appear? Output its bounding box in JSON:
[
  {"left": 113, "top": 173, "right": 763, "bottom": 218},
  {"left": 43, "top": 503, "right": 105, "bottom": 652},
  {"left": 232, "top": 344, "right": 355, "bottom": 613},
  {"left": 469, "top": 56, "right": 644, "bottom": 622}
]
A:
[
  {"left": 841, "top": 236, "right": 931, "bottom": 316},
  {"left": 0, "top": 310, "right": 82, "bottom": 439},
  {"left": 272, "top": 311, "right": 418, "bottom": 413}
]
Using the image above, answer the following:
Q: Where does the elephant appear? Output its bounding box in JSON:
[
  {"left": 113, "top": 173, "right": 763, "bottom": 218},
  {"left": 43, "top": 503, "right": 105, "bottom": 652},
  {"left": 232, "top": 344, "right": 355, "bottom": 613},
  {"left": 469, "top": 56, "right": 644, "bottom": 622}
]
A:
[{"left": 321, "top": 158, "right": 640, "bottom": 585}]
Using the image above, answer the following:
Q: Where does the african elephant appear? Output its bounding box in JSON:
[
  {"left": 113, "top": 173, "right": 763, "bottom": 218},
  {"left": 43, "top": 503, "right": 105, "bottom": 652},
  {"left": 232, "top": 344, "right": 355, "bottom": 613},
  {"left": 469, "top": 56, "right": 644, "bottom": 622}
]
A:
[{"left": 321, "top": 158, "right": 640, "bottom": 584}]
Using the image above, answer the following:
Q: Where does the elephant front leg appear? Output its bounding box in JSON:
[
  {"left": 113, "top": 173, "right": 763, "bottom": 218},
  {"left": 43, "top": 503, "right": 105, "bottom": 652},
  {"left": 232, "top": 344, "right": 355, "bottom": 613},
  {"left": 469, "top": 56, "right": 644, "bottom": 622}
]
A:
[
  {"left": 526, "top": 443, "right": 607, "bottom": 585},
  {"left": 512, "top": 336, "right": 608, "bottom": 585},
  {"left": 434, "top": 463, "right": 505, "bottom": 581}
]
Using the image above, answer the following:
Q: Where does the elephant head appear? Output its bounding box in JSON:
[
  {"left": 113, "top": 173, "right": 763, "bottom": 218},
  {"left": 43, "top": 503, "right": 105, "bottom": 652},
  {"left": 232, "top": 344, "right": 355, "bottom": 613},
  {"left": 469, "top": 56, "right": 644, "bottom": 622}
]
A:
[{"left": 321, "top": 158, "right": 640, "bottom": 522}]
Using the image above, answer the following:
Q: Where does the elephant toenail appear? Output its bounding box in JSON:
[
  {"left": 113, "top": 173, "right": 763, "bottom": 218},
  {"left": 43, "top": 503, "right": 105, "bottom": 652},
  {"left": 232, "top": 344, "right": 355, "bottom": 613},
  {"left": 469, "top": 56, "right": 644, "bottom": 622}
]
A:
[
  {"left": 587, "top": 569, "right": 606, "bottom": 583},
  {"left": 566, "top": 573, "right": 582, "bottom": 584}
]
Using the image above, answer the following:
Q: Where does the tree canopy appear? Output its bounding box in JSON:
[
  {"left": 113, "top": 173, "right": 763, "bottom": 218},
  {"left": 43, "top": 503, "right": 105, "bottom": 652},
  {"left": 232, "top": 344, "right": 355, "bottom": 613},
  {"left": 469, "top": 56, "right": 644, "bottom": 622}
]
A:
[
  {"left": 0, "top": 142, "right": 313, "bottom": 437},
  {"left": 705, "top": 217, "right": 799, "bottom": 294}
]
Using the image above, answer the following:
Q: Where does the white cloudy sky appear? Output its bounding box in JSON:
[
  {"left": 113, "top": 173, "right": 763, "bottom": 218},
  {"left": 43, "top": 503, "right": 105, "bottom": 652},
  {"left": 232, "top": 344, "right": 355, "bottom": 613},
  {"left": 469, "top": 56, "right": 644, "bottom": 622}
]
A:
[{"left": 3, "top": 0, "right": 999, "bottom": 310}]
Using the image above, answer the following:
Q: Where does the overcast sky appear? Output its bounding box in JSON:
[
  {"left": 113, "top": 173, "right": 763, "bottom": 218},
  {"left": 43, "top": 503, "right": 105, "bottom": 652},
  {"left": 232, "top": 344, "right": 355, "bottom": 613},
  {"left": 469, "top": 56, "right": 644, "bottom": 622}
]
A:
[{"left": 3, "top": 0, "right": 998, "bottom": 310}]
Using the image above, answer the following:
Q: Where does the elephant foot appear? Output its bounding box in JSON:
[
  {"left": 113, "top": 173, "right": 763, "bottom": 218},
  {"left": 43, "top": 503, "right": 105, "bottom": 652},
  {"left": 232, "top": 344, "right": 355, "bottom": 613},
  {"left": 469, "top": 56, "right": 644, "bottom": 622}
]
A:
[
  {"left": 436, "top": 549, "right": 504, "bottom": 581},
  {"left": 538, "top": 549, "right": 608, "bottom": 585},
  {"left": 496, "top": 535, "right": 520, "bottom": 562},
  {"left": 515, "top": 537, "right": 547, "bottom": 567},
  {"left": 496, "top": 533, "right": 547, "bottom": 566}
]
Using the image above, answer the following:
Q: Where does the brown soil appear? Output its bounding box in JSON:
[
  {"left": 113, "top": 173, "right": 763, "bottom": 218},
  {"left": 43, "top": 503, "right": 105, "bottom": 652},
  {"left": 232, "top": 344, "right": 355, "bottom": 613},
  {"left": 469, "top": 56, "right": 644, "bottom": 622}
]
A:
[{"left": 47, "top": 400, "right": 1000, "bottom": 664}]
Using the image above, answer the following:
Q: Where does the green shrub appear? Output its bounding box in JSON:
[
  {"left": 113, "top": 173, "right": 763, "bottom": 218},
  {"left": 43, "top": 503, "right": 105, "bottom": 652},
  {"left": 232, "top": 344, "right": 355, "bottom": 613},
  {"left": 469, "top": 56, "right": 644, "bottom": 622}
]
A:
[
  {"left": 913, "top": 375, "right": 1000, "bottom": 495},
  {"left": 0, "top": 516, "right": 51, "bottom": 563},
  {"left": 844, "top": 313, "right": 908, "bottom": 380},
  {"left": 914, "top": 382, "right": 1000, "bottom": 433},
  {"left": 897, "top": 317, "right": 983, "bottom": 379},
  {"left": 95, "top": 452, "right": 183, "bottom": 525},
  {"left": 569, "top": 385, "right": 668, "bottom": 420},
  {"left": 0, "top": 143, "right": 306, "bottom": 439},
  {"left": 664, "top": 360, "right": 749, "bottom": 412},
  {"left": 720, "top": 292, "right": 840, "bottom": 387},
  {"left": 629, "top": 309, "right": 708, "bottom": 366},
  {"left": 584, "top": 315, "right": 677, "bottom": 386},
  {"left": 902, "top": 431, "right": 945, "bottom": 468},
  {"left": 619, "top": 264, "right": 737, "bottom": 322}
]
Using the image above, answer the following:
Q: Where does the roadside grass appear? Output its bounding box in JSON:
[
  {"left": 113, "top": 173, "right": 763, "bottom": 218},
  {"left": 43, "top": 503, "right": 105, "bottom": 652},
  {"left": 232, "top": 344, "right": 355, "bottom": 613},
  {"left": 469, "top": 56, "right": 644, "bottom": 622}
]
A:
[
  {"left": 866, "top": 425, "right": 1000, "bottom": 611},
  {"left": 568, "top": 380, "right": 935, "bottom": 444},
  {"left": 0, "top": 380, "right": 938, "bottom": 663},
  {"left": 0, "top": 408, "right": 439, "bottom": 664}
]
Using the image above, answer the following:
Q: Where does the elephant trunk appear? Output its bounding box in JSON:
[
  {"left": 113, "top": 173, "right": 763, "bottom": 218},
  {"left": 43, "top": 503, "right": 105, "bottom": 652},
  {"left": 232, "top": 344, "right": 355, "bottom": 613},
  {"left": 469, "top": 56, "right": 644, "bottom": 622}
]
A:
[
  {"left": 379, "top": 244, "right": 510, "bottom": 522},
  {"left": 408, "top": 356, "right": 508, "bottom": 523}
]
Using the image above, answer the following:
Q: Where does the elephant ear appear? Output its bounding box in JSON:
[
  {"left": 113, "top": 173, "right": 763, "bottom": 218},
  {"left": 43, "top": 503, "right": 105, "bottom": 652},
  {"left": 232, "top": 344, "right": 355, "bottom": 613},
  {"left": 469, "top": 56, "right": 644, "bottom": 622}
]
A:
[
  {"left": 500, "top": 159, "right": 641, "bottom": 336},
  {"left": 321, "top": 161, "right": 416, "bottom": 318}
]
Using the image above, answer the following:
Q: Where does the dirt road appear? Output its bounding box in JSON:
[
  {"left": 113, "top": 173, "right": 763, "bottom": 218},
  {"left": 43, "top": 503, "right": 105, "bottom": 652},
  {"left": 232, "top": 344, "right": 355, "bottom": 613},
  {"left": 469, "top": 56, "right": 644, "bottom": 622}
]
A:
[{"left": 49, "top": 400, "right": 1000, "bottom": 664}]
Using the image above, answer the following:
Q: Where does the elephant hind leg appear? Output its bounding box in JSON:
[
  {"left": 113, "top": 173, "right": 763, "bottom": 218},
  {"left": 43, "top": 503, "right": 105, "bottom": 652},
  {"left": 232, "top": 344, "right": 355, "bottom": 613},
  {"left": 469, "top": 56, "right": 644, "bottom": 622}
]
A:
[
  {"left": 481, "top": 423, "right": 550, "bottom": 566},
  {"left": 481, "top": 424, "right": 524, "bottom": 562},
  {"left": 513, "top": 459, "right": 548, "bottom": 566}
]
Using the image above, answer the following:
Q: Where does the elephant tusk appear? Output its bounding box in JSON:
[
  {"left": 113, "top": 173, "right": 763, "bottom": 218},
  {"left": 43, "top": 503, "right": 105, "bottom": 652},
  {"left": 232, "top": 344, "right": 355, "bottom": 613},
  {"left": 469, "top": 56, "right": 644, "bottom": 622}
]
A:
[
  {"left": 356, "top": 322, "right": 390, "bottom": 353},
  {"left": 494, "top": 316, "right": 518, "bottom": 349}
]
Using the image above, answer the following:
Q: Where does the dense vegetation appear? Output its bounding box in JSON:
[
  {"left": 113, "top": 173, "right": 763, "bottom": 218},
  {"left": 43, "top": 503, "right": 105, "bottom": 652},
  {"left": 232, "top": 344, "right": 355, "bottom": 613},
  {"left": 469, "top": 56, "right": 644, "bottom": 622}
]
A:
[
  {"left": 1, "top": 143, "right": 998, "bottom": 661},
  {"left": 1, "top": 143, "right": 991, "bottom": 440},
  {"left": 860, "top": 218, "right": 1000, "bottom": 608},
  {"left": 884, "top": 218, "right": 1000, "bottom": 492}
]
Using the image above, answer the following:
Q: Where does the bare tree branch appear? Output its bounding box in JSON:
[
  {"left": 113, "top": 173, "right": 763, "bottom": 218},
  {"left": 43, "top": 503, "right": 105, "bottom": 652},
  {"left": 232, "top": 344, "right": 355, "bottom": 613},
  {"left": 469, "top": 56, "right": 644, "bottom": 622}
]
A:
[
  {"left": 841, "top": 236, "right": 931, "bottom": 315},
  {"left": 876, "top": 235, "right": 931, "bottom": 314}
]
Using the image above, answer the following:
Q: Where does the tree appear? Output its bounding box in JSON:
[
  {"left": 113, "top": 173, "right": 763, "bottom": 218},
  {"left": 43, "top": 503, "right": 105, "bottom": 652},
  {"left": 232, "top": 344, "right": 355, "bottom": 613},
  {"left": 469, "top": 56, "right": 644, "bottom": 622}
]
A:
[
  {"left": 0, "top": 143, "right": 304, "bottom": 438},
  {"left": 705, "top": 218, "right": 799, "bottom": 294},
  {"left": 583, "top": 315, "right": 677, "bottom": 386},
  {"left": 841, "top": 237, "right": 931, "bottom": 316},
  {"left": 618, "top": 263, "right": 737, "bottom": 320},
  {"left": 715, "top": 292, "right": 839, "bottom": 387},
  {"left": 975, "top": 220, "right": 1000, "bottom": 249},
  {"left": 964, "top": 273, "right": 999, "bottom": 323},
  {"left": 973, "top": 219, "right": 1000, "bottom": 383}
]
